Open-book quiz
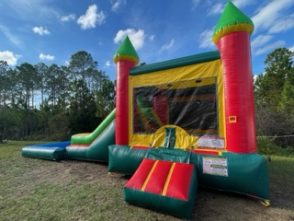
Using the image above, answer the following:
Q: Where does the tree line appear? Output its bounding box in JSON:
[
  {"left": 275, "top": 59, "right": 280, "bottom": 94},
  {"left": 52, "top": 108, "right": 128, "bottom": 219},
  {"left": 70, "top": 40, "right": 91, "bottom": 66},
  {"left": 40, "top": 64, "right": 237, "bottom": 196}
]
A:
[
  {"left": 0, "top": 51, "right": 114, "bottom": 141},
  {"left": 255, "top": 48, "right": 294, "bottom": 147}
]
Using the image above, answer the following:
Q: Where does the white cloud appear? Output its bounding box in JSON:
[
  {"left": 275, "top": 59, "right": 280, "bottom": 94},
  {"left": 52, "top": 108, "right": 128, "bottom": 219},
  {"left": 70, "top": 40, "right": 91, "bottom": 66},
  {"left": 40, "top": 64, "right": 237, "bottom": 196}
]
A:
[
  {"left": 65, "top": 60, "right": 70, "bottom": 66},
  {"left": 149, "top": 35, "right": 155, "bottom": 41},
  {"left": 111, "top": 0, "right": 126, "bottom": 12},
  {"left": 159, "top": 39, "right": 175, "bottom": 53},
  {"left": 39, "top": 53, "right": 55, "bottom": 61},
  {"left": 77, "top": 4, "right": 106, "bottom": 30},
  {"left": 32, "top": 26, "right": 50, "bottom": 35},
  {"left": 192, "top": 0, "right": 200, "bottom": 9},
  {"left": 105, "top": 60, "right": 111, "bottom": 67},
  {"left": 253, "top": 74, "right": 259, "bottom": 83},
  {"left": 251, "top": 35, "right": 273, "bottom": 49},
  {"left": 199, "top": 29, "right": 214, "bottom": 49},
  {"left": 208, "top": 3, "right": 224, "bottom": 15},
  {"left": 114, "top": 29, "right": 145, "bottom": 50},
  {"left": 0, "top": 24, "right": 22, "bottom": 47},
  {"left": 255, "top": 40, "right": 285, "bottom": 55},
  {"left": 0, "top": 50, "right": 19, "bottom": 65},
  {"left": 268, "top": 14, "right": 294, "bottom": 34},
  {"left": 61, "top": 14, "right": 76, "bottom": 22},
  {"left": 290, "top": 46, "right": 294, "bottom": 52},
  {"left": 252, "top": 0, "right": 294, "bottom": 31},
  {"left": 0, "top": 0, "right": 59, "bottom": 23},
  {"left": 233, "top": 0, "right": 255, "bottom": 8}
]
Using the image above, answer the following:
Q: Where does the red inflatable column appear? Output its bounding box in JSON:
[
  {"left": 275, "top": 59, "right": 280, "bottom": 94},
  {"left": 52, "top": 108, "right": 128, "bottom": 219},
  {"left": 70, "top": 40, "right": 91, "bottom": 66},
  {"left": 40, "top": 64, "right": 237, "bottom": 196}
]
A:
[
  {"left": 114, "top": 37, "right": 139, "bottom": 145},
  {"left": 213, "top": 2, "right": 256, "bottom": 153}
]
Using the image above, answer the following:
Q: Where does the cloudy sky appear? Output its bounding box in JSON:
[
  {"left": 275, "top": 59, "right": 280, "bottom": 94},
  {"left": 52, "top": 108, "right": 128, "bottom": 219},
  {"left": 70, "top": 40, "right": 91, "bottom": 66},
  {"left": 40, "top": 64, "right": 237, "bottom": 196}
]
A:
[{"left": 0, "top": 0, "right": 293, "bottom": 80}]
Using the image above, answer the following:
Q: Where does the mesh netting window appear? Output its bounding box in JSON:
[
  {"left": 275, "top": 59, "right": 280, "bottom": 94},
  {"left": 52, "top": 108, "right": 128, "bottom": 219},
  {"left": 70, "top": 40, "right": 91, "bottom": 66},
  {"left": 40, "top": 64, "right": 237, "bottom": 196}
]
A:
[{"left": 133, "top": 77, "right": 217, "bottom": 136}]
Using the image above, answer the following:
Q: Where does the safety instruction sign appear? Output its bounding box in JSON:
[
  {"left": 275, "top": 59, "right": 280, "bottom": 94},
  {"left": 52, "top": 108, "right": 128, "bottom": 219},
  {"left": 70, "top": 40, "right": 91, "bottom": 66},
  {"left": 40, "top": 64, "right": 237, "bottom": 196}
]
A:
[
  {"left": 203, "top": 157, "right": 228, "bottom": 176},
  {"left": 197, "top": 136, "right": 224, "bottom": 149}
]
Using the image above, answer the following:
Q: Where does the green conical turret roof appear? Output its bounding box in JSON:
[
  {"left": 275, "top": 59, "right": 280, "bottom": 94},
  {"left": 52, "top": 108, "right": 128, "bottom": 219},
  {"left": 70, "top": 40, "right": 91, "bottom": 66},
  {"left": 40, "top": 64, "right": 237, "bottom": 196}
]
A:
[
  {"left": 212, "top": 1, "right": 254, "bottom": 43},
  {"left": 113, "top": 36, "right": 139, "bottom": 65}
]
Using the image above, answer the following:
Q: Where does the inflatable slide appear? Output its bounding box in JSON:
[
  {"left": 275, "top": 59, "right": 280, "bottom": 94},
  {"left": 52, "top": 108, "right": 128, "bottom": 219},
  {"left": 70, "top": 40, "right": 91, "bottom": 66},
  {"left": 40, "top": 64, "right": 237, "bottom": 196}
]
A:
[{"left": 22, "top": 109, "right": 115, "bottom": 162}]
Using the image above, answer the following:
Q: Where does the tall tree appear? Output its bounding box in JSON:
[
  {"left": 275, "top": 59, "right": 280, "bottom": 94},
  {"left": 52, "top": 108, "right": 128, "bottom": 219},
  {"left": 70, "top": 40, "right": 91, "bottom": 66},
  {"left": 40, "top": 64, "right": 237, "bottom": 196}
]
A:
[
  {"left": 0, "top": 61, "right": 10, "bottom": 106},
  {"left": 96, "top": 79, "right": 115, "bottom": 117},
  {"left": 255, "top": 48, "right": 294, "bottom": 137},
  {"left": 5, "top": 69, "right": 20, "bottom": 107},
  {"left": 69, "top": 79, "right": 97, "bottom": 133},
  {"left": 255, "top": 48, "right": 294, "bottom": 108},
  {"left": 45, "top": 64, "right": 68, "bottom": 107},
  {"left": 68, "top": 51, "right": 105, "bottom": 92},
  {"left": 68, "top": 51, "right": 97, "bottom": 81},
  {"left": 34, "top": 63, "right": 48, "bottom": 104},
  {"left": 17, "top": 63, "right": 38, "bottom": 108}
]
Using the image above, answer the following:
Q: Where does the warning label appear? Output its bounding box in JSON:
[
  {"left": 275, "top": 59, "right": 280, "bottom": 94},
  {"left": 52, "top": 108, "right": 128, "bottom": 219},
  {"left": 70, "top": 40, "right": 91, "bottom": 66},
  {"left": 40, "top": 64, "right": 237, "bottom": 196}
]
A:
[
  {"left": 197, "top": 136, "right": 224, "bottom": 149},
  {"left": 202, "top": 157, "right": 228, "bottom": 177}
]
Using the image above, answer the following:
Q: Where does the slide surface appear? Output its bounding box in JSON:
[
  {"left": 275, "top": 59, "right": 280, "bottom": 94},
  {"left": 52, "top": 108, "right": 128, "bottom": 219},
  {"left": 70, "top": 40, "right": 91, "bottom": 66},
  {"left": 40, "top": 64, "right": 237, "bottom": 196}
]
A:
[
  {"left": 66, "top": 110, "right": 116, "bottom": 162},
  {"left": 71, "top": 109, "right": 115, "bottom": 145}
]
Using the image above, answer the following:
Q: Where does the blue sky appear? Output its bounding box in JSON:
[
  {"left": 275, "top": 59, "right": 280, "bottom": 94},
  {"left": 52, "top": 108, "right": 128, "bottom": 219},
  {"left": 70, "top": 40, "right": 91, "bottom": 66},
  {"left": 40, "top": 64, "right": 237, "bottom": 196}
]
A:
[{"left": 0, "top": 0, "right": 293, "bottom": 80}]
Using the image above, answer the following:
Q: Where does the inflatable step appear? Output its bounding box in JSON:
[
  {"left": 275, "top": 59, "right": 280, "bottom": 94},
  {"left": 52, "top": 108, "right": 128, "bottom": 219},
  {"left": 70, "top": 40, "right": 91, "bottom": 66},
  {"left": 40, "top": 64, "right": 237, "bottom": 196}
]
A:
[
  {"left": 124, "top": 158, "right": 197, "bottom": 219},
  {"left": 22, "top": 141, "right": 69, "bottom": 161}
]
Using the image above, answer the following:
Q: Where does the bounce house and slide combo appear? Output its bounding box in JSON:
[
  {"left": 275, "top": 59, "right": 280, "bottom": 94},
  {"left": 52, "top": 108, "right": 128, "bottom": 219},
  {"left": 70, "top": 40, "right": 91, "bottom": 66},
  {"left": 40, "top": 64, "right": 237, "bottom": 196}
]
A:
[{"left": 22, "top": 2, "right": 270, "bottom": 219}]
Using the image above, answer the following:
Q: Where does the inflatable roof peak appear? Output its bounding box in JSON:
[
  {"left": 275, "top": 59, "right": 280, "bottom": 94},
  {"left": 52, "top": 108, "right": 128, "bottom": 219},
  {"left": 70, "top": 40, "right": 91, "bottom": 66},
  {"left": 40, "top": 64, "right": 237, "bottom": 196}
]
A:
[
  {"left": 212, "top": 1, "right": 254, "bottom": 44},
  {"left": 113, "top": 36, "right": 139, "bottom": 65}
]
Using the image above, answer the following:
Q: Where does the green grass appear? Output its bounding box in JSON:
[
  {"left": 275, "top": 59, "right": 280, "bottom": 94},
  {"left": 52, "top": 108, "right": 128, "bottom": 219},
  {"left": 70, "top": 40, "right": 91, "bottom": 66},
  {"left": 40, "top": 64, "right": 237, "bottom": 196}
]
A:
[
  {"left": 0, "top": 141, "right": 175, "bottom": 221},
  {"left": 257, "top": 136, "right": 294, "bottom": 157},
  {"left": 0, "top": 141, "right": 294, "bottom": 221}
]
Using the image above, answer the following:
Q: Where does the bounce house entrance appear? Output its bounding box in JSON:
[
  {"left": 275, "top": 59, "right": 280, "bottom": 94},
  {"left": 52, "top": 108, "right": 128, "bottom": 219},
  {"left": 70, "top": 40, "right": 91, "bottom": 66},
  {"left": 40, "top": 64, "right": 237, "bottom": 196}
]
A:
[
  {"left": 132, "top": 77, "right": 218, "bottom": 149},
  {"left": 164, "top": 127, "right": 176, "bottom": 148}
]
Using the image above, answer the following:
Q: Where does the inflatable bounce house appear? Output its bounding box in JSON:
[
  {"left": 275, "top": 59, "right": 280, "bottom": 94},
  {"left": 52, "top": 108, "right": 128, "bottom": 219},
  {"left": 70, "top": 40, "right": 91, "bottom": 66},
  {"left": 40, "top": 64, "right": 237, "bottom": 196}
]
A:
[{"left": 22, "top": 2, "right": 270, "bottom": 218}]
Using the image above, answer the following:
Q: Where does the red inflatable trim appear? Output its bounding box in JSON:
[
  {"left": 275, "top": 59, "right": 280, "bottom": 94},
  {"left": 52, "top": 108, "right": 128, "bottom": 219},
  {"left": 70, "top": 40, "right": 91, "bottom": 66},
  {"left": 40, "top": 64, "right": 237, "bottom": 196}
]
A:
[
  {"left": 192, "top": 149, "right": 220, "bottom": 155},
  {"left": 125, "top": 158, "right": 155, "bottom": 189},
  {"left": 125, "top": 159, "right": 194, "bottom": 201},
  {"left": 144, "top": 160, "right": 172, "bottom": 194},
  {"left": 166, "top": 162, "right": 193, "bottom": 201}
]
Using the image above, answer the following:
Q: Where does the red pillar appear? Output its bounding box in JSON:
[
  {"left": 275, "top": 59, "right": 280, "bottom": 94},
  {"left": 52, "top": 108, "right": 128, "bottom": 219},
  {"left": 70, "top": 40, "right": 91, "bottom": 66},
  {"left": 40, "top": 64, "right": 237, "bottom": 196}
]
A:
[
  {"left": 115, "top": 59, "right": 135, "bottom": 145},
  {"left": 217, "top": 31, "right": 256, "bottom": 153}
]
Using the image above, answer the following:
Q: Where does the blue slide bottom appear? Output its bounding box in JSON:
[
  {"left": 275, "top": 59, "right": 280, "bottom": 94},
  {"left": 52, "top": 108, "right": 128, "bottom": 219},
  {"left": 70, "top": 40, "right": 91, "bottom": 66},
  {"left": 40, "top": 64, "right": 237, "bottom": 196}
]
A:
[{"left": 22, "top": 141, "right": 70, "bottom": 161}]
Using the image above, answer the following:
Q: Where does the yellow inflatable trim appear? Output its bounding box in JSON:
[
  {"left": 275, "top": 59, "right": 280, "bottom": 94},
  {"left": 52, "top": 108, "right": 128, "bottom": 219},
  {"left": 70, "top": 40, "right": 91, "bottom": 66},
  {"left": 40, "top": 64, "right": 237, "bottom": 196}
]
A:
[
  {"left": 212, "top": 23, "right": 253, "bottom": 44},
  {"left": 151, "top": 125, "right": 197, "bottom": 150},
  {"left": 128, "top": 59, "right": 225, "bottom": 148}
]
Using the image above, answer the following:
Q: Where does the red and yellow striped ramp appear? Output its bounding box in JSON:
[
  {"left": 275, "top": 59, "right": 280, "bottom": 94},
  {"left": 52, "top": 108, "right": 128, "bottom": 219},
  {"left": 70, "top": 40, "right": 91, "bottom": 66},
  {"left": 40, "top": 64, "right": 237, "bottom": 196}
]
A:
[{"left": 124, "top": 158, "right": 197, "bottom": 219}]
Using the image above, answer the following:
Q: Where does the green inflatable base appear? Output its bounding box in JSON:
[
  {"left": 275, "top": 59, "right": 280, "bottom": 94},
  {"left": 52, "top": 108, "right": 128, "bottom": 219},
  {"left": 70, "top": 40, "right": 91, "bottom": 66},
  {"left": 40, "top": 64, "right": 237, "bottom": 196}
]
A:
[
  {"left": 108, "top": 145, "right": 147, "bottom": 174},
  {"left": 108, "top": 145, "right": 270, "bottom": 201},
  {"left": 124, "top": 183, "right": 197, "bottom": 219},
  {"left": 191, "top": 152, "right": 269, "bottom": 201}
]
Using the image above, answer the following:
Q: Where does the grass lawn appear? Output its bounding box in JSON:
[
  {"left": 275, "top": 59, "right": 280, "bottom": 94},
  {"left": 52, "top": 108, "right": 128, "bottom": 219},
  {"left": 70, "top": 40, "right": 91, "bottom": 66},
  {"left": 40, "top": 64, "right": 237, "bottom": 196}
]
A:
[{"left": 0, "top": 141, "right": 294, "bottom": 221}]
